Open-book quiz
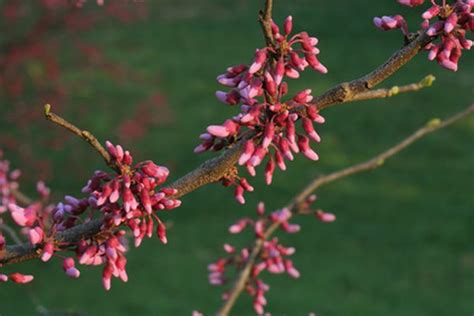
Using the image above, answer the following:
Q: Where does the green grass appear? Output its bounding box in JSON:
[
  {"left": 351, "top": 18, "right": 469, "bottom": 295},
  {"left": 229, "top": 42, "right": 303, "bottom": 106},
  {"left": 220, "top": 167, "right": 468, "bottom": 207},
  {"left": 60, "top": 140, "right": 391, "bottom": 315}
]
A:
[{"left": 0, "top": 0, "right": 473, "bottom": 315}]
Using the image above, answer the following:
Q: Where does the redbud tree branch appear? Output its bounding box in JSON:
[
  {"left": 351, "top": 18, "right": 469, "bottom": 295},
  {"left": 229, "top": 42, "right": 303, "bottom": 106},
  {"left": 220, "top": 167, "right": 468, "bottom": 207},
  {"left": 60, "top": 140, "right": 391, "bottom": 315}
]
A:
[
  {"left": 351, "top": 74, "right": 435, "bottom": 102},
  {"left": 0, "top": 2, "right": 441, "bottom": 266},
  {"left": 311, "top": 32, "right": 433, "bottom": 111},
  {"left": 259, "top": 0, "right": 274, "bottom": 47},
  {"left": 217, "top": 103, "right": 474, "bottom": 316}
]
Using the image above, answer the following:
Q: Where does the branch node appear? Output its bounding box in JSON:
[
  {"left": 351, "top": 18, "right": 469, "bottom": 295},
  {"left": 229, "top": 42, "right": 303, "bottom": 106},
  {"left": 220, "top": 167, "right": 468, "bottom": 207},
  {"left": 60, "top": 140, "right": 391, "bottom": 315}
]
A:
[
  {"left": 44, "top": 104, "right": 52, "bottom": 117},
  {"left": 420, "top": 74, "right": 436, "bottom": 87},
  {"left": 427, "top": 118, "right": 441, "bottom": 128},
  {"left": 388, "top": 86, "right": 400, "bottom": 96}
]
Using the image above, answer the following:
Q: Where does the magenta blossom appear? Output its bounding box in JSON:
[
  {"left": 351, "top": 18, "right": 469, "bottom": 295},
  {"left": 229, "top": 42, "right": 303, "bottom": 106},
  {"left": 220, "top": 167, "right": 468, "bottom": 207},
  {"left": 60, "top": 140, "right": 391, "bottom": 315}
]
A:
[
  {"left": 195, "top": 16, "right": 327, "bottom": 204},
  {"left": 374, "top": 0, "right": 473, "bottom": 71}
]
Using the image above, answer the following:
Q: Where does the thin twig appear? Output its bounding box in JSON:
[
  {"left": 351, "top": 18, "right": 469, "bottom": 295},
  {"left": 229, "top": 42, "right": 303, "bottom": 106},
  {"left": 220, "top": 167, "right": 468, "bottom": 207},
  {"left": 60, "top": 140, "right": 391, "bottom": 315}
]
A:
[
  {"left": 351, "top": 74, "right": 435, "bottom": 102},
  {"left": 258, "top": 0, "right": 274, "bottom": 47},
  {"left": 311, "top": 32, "right": 434, "bottom": 111},
  {"left": 217, "top": 103, "right": 474, "bottom": 316},
  {"left": 44, "top": 104, "right": 118, "bottom": 172}
]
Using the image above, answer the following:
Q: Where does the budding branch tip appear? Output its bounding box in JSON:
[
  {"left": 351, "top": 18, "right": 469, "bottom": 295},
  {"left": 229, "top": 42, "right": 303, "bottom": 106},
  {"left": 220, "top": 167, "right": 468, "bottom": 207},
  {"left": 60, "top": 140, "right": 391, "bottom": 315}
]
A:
[
  {"left": 420, "top": 75, "right": 436, "bottom": 87},
  {"left": 389, "top": 86, "right": 400, "bottom": 96},
  {"left": 427, "top": 118, "right": 441, "bottom": 128},
  {"left": 44, "top": 104, "right": 51, "bottom": 116}
]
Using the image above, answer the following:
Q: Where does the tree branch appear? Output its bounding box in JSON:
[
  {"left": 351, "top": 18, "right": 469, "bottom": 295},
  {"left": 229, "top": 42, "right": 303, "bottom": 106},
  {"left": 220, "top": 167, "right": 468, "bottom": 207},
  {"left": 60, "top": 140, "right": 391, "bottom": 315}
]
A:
[
  {"left": 312, "top": 32, "right": 433, "bottom": 111},
  {"left": 258, "top": 0, "right": 274, "bottom": 47},
  {"left": 0, "top": 13, "right": 443, "bottom": 267},
  {"left": 350, "top": 74, "right": 435, "bottom": 102},
  {"left": 216, "top": 103, "right": 474, "bottom": 316}
]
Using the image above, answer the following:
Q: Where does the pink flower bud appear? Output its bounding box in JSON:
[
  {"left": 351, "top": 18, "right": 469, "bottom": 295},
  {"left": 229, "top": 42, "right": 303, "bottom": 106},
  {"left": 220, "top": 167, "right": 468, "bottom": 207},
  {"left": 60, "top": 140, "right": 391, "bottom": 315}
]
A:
[
  {"left": 123, "top": 150, "right": 133, "bottom": 165},
  {"left": 271, "top": 20, "right": 280, "bottom": 35},
  {"left": 207, "top": 125, "right": 229, "bottom": 138},
  {"left": 249, "top": 49, "right": 267, "bottom": 74},
  {"left": 255, "top": 220, "right": 265, "bottom": 239},
  {"left": 105, "top": 141, "right": 118, "bottom": 159},
  {"left": 102, "top": 265, "right": 113, "bottom": 291},
  {"left": 285, "top": 66, "right": 300, "bottom": 79},
  {"left": 290, "top": 51, "right": 307, "bottom": 71},
  {"left": 157, "top": 222, "right": 167, "bottom": 244},
  {"left": 9, "top": 273, "right": 34, "bottom": 284},
  {"left": 123, "top": 187, "right": 138, "bottom": 213},
  {"left": 215, "top": 90, "right": 240, "bottom": 105},
  {"left": 397, "top": 0, "right": 424, "bottom": 7},
  {"left": 141, "top": 161, "right": 169, "bottom": 179},
  {"left": 240, "top": 178, "right": 254, "bottom": 192},
  {"left": 257, "top": 202, "right": 265, "bottom": 216},
  {"left": 41, "top": 242, "right": 54, "bottom": 262},
  {"left": 217, "top": 74, "right": 238, "bottom": 87},
  {"left": 262, "top": 121, "right": 275, "bottom": 148},
  {"left": 227, "top": 64, "right": 248, "bottom": 75},
  {"left": 28, "top": 227, "right": 44, "bottom": 245},
  {"left": 422, "top": 6, "right": 440, "bottom": 20},
  {"left": 274, "top": 58, "right": 285, "bottom": 85},
  {"left": 270, "top": 207, "right": 292, "bottom": 223},
  {"left": 264, "top": 158, "right": 275, "bottom": 185},
  {"left": 302, "top": 118, "right": 321, "bottom": 142},
  {"left": 239, "top": 140, "right": 255, "bottom": 165},
  {"left": 444, "top": 13, "right": 458, "bottom": 34},
  {"left": 0, "top": 274, "right": 8, "bottom": 282},
  {"left": 249, "top": 146, "right": 267, "bottom": 167},
  {"left": 263, "top": 71, "right": 277, "bottom": 96},
  {"left": 223, "top": 243, "right": 235, "bottom": 253},
  {"left": 297, "top": 135, "right": 319, "bottom": 161},
  {"left": 306, "top": 105, "right": 325, "bottom": 123},
  {"left": 281, "top": 221, "right": 301, "bottom": 233},
  {"left": 284, "top": 15, "right": 293, "bottom": 35},
  {"left": 9, "top": 203, "right": 37, "bottom": 227},
  {"left": 316, "top": 210, "right": 336, "bottom": 222},
  {"left": 140, "top": 189, "right": 153, "bottom": 214},
  {"left": 79, "top": 245, "right": 98, "bottom": 264},
  {"left": 284, "top": 260, "right": 300, "bottom": 278},
  {"left": 97, "top": 182, "right": 112, "bottom": 206},
  {"left": 235, "top": 185, "right": 245, "bottom": 204},
  {"left": 229, "top": 219, "right": 250, "bottom": 234},
  {"left": 428, "top": 44, "right": 441, "bottom": 61},
  {"left": 305, "top": 53, "right": 328, "bottom": 73},
  {"left": 274, "top": 150, "right": 286, "bottom": 170},
  {"left": 278, "top": 138, "right": 294, "bottom": 161},
  {"left": 426, "top": 21, "right": 444, "bottom": 36},
  {"left": 246, "top": 163, "right": 256, "bottom": 177},
  {"left": 63, "top": 257, "right": 80, "bottom": 278},
  {"left": 294, "top": 89, "right": 312, "bottom": 103}
]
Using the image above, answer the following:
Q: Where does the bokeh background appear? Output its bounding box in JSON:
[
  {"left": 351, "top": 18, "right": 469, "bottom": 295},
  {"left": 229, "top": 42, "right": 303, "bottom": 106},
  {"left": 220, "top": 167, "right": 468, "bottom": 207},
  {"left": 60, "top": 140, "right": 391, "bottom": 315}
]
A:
[{"left": 0, "top": 0, "right": 473, "bottom": 315}]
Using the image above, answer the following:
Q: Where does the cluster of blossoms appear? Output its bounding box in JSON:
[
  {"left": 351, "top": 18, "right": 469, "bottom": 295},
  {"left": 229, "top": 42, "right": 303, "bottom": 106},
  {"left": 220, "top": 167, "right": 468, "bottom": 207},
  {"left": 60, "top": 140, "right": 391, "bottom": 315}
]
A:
[
  {"left": 374, "top": 0, "right": 473, "bottom": 71},
  {"left": 0, "top": 143, "right": 180, "bottom": 289},
  {"left": 0, "top": 150, "right": 53, "bottom": 284},
  {"left": 208, "top": 197, "right": 335, "bottom": 315},
  {"left": 194, "top": 16, "right": 327, "bottom": 204}
]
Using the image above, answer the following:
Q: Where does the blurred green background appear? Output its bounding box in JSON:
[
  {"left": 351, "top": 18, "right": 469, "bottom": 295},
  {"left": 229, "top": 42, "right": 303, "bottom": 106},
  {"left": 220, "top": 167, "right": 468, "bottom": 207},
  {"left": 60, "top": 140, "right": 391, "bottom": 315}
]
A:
[{"left": 0, "top": 0, "right": 473, "bottom": 315}]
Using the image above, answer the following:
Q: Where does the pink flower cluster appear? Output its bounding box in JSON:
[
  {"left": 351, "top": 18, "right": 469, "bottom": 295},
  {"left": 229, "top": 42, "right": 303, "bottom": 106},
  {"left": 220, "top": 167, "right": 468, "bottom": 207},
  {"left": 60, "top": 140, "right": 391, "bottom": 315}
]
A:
[
  {"left": 0, "top": 150, "right": 49, "bottom": 284},
  {"left": 0, "top": 143, "right": 180, "bottom": 290},
  {"left": 194, "top": 16, "right": 327, "bottom": 204},
  {"left": 208, "top": 197, "right": 335, "bottom": 315},
  {"left": 374, "top": 0, "right": 473, "bottom": 71}
]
